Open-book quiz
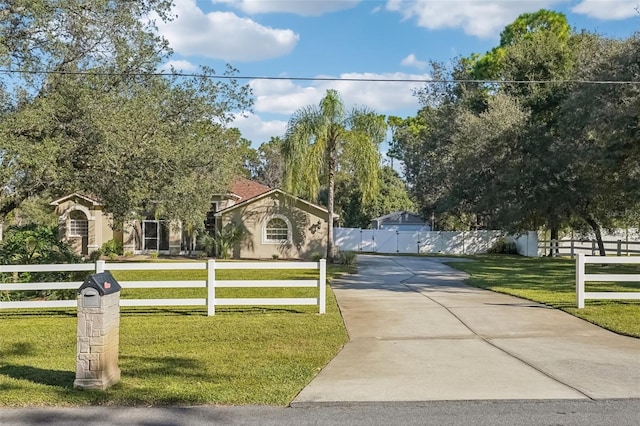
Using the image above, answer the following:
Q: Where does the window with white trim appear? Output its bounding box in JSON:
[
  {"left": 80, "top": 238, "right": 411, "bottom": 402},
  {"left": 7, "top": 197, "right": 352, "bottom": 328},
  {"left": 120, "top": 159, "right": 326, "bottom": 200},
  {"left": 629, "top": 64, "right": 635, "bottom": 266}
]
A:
[
  {"left": 69, "top": 211, "right": 88, "bottom": 237},
  {"left": 264, "top": 216, "right": 290, "bottom": 243}
]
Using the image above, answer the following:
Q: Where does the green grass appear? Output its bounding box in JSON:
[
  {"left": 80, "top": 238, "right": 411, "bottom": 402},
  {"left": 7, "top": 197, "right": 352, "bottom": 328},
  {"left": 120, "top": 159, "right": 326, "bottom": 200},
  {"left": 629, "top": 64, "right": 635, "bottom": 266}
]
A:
[
  {"left": 447, "top": 255, "right": 640, "bottom": 338},
  {"left": 113, "top": 268, "right": 323, "bottom": 301},
  {"left": 0, "top": 264, "right": 352, "bottom": 407}
]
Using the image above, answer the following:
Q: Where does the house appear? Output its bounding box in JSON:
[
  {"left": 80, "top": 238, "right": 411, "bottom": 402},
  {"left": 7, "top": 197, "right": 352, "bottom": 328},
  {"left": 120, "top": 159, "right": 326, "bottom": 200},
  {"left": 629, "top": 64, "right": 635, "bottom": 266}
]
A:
[
  {"left": 370, "top": 211, "right": 431, "bottom": 232},
  {"left": 51, "top": 177, "right": 332, "bottom": 259}
]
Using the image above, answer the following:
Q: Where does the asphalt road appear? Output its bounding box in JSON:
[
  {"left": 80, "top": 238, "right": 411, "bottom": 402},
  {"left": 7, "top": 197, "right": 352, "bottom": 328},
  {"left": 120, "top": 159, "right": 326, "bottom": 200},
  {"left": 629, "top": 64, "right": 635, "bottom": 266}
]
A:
[{"left": 1, "top": 400, "right": 640, "bottom": 426}]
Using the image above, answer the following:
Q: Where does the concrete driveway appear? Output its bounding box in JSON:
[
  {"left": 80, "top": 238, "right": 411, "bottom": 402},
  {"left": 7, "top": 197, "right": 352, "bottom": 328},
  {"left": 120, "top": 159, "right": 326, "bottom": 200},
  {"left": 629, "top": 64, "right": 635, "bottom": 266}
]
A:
[{"left": 293, "top": 255, "right": 640, "bottom": 404}]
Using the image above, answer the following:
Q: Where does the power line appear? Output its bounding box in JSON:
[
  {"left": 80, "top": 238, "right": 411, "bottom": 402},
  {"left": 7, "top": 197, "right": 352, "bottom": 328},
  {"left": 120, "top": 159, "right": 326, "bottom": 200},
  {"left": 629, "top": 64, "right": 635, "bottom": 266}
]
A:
[{"left": 0, "top": 68, "right": 639, "bottom": 85}]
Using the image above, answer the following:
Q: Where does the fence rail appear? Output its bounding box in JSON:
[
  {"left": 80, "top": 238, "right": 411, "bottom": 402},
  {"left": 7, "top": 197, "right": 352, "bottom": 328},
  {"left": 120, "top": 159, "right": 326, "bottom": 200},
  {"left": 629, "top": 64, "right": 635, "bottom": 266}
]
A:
[
  {"left": 0, "top": 259, "right": 326, "bottom": 315},
  {"left": 540, "top": 239, "right": 640, "bottom": 258},
  {"left": 575, "top": 254, "right": 640, "bottom": 308}
]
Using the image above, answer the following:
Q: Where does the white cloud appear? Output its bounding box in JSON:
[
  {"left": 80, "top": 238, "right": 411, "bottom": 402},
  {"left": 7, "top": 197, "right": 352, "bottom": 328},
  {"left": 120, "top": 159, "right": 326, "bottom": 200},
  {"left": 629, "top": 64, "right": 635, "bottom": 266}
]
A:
[
  {"left": 231, "top": 113, "right": 288, "bottom": 144},
  {"left": 572, "top": 0, "right": 639, "bottom": 20},
  {"left": 158, "top": 59, "right": 198, "bottom": 73},
  {"left": 401, "top": 53, "right": 427, "bottom": 70},
  {"left": 250, "top": 72, "right": 428, "bottom": 115},
  {"left": 385, "top": 0, "right": 560, "bottom": 38},
  {"left": 214, "top": 0, "right": 361, "bottom": 16},
  {"left": 156, "top": 0, "right": 299, "bottom": 61},
  {"left": 232, "top": 72, "right": 429, "bottom": 144}
]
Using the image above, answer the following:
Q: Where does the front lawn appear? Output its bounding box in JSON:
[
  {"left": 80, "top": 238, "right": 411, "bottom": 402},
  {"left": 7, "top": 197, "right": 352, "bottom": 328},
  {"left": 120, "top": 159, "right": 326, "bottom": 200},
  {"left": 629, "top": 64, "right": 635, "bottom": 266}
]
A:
[
  {"left": 448, "top": 255, "right": 640, "bottom": 338},
  {"left": 0, "top": 263, "right": 351, "bottom": 407}
]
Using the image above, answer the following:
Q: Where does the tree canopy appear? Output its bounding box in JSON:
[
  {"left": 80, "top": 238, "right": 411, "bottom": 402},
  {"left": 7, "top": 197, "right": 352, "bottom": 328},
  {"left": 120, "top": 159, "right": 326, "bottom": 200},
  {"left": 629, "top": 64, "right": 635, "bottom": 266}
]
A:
[
  {"left": 0, "top": 1, "right": 253, "bottom": 233},
  {"left": 393, "top": 9, "right": 640, "bottom": 254}
]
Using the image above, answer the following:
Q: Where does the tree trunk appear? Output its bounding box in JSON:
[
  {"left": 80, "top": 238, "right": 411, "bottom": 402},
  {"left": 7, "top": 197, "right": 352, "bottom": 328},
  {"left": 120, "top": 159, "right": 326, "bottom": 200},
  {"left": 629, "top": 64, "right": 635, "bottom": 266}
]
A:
[
  {"left": 583, "top": 214, "right": 606, "bottom": 256},
  {"left": 326, "top": 146, "right": 336, "bottom": 263},
  {"left": 549, "top": 225, "right": 559, "bottom": 257}
]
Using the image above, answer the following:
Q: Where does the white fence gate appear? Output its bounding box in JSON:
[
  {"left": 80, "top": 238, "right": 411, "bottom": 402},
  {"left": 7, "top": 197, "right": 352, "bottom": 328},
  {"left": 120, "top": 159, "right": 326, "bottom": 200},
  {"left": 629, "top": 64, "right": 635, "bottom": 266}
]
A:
[{"left": 334, "top": 228, "right": 538, "bottom": 257}]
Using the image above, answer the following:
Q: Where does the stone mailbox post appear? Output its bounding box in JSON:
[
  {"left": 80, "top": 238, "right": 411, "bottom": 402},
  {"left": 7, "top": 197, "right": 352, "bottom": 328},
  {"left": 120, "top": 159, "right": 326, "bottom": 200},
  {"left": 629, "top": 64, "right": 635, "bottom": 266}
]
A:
[{"left": 74, "top": 271, "right": 122, "bottom": 390}]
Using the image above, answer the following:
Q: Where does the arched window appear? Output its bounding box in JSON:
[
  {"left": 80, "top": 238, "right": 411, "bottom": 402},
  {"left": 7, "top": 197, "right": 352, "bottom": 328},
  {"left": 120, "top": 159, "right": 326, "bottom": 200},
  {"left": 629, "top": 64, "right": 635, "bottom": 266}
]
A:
[
  {"left": 264, "top": 216, "right": 291, "bottom": 243},
  {"left": 68, "top": 210, "right": 88, "bottom": 237}
]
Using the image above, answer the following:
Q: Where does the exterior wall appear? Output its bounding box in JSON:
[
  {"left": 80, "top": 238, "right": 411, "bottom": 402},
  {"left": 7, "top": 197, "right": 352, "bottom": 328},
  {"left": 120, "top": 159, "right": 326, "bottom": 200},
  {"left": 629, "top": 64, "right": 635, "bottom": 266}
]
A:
[
  {"left": 122, "top": 221, "right": 137, "bottom": 254},
  {"left": 210, "top": 195, "right": 239, "bottom": 211},
  {"left": 54, "top": 197, "right": 117, "bottom": 256},
  {"left": 168, "top": 220, "right": 182, "bottom": 255},
  {"left": 219, "top": 192, "right": 328, "bottom": 260}
]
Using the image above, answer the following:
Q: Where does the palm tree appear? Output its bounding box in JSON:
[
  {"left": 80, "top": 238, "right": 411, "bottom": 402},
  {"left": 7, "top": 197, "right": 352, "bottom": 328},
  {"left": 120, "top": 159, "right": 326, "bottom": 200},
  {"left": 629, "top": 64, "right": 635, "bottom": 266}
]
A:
[{"left": 283, "top": 89, "right": 386, "bottom": 261}]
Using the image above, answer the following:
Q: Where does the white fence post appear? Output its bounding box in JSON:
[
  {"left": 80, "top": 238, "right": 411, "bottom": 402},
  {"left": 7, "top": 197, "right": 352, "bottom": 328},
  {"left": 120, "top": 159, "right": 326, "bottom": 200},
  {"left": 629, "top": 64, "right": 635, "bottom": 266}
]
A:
[
  {"left": 576, "top": 253, "right": 585, "bottom": 309},
  {"left": 207, "top": 259, "right": 216, "bottom": 316},
  {"left": 96, "top": 260, "right": 106, "bottom": 273},
  {"left": 319, "top": 259, "right": 326, "bottom": 314}
]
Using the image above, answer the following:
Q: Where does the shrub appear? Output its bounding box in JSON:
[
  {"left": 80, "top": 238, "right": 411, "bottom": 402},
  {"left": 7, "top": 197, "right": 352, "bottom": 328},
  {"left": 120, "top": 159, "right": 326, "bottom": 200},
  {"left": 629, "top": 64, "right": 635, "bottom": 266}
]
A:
[
  {"left": 334, "top": 250, "right": 357, "bottom": 265},
  {"left": 101, "top": 239, "right": 123, "bottom": 256},
  {"left": 488, "top": 237, "right": 519, "bottom": 255},
  {"left": 199, "top": 224, "right": 245, "bottom": 259},
  {"left": 88, "top": 250, "right": 103, "bottom": 262},
  {"left": 311, "top": 252, "right": 323, "bottom": 262},
  {"left": 0, "top": 224, "right": 81, "bottom": 300},
  {"left": 198, "top": 233, "right": 216, "bottom": 257},
  {"left": 272, "top": 254, "right": 280, "bottom": 260}
]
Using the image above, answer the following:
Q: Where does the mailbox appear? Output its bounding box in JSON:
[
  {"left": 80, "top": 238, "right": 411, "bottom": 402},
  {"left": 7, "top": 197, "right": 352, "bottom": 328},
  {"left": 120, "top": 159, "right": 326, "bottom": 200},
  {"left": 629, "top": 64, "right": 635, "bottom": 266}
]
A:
[
  {"left": 78, "top": 272, "right": 121, "bottom": 296},
  {"left": 75, "top": 271, "right": 121, "bottom": 390},
  {"left": 78, "top": 272, "right": 120, "bottom": 309},
  {"left": 80, "top": 287, "right": 100, "bottom": 308}
]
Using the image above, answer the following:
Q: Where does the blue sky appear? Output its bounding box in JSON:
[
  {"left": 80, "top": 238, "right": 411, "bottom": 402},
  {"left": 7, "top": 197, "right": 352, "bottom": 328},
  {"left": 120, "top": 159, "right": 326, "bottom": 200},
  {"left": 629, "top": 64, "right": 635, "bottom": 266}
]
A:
[{"left": 154, "top": 1, "right": 640, "bottom": 152}]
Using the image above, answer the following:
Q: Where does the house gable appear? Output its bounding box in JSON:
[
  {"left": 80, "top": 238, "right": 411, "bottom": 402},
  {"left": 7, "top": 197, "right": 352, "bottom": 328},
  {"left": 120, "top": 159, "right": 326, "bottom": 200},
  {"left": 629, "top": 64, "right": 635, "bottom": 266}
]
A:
[
  {"left": 50, "top": 193, "right": 102, "bottom": 207},
  {"left": 215, "top": 188, "right": 333, "bottom": 219}
]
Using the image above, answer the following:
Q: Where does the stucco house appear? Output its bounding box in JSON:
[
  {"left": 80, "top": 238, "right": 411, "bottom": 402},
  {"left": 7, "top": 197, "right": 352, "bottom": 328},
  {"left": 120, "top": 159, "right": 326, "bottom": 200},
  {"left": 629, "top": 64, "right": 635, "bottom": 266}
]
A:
[{"left": 51, "top": 177, "right": 332, "bottom": 260}]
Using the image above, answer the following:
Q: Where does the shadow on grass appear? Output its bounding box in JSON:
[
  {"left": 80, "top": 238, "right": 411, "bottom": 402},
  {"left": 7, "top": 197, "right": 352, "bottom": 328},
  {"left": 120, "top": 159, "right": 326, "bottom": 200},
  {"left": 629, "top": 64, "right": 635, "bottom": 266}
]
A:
[
  {"left": 0, "top": 310, "right": 76, "bottom": 319},
  {"left": 119, "top": 306, "right": 308, "bottom": 317},
  {"left": 0, "top": 342, "right": 37, "bottom": 357},
  {"left": 0, "top": 365, "right": 74, "bottom": 388},
  {"left": 120, "top": 355, "right": 202, "bottom": 379}
]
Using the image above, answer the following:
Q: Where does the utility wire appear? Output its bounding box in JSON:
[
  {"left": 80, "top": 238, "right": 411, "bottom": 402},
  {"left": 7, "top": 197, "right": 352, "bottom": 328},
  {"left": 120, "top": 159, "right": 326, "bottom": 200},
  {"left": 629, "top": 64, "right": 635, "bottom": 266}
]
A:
[{"left": 0, "top": 68, "right": 639, "bottom": 85}]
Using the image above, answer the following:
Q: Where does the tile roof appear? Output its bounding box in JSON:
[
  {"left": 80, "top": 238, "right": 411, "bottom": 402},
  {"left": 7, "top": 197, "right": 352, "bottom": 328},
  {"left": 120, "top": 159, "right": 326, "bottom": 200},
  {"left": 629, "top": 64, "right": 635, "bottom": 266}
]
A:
[{"left": 229, "top": 176, "right": 271, "bottom": 202}]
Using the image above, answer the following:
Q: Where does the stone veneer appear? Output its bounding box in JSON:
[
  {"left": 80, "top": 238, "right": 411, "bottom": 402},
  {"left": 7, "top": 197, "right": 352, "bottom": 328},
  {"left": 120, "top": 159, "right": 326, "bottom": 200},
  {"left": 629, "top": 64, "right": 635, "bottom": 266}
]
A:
[{"left": 74, "top": 290, "right": 121, "bottom": 390}]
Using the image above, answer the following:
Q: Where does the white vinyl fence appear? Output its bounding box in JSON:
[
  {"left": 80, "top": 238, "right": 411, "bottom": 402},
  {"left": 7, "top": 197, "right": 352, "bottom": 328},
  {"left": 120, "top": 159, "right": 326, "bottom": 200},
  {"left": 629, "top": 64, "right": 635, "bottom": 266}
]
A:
[
  {"left": 575, "top": 254, "right": 640, "bottom": 309},
  {"left": 334, "top": 228, "right": 538, "bottom": 257},
  {"left": 0, "top": 259, "right": 326, "bottom": 315}
]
